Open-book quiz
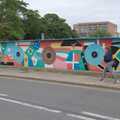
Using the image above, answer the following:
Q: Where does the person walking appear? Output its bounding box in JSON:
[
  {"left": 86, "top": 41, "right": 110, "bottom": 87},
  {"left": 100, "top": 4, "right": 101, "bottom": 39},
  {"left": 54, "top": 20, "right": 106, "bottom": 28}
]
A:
[{"left": 100, "top": 47, "right": 117, "bottom": 83}]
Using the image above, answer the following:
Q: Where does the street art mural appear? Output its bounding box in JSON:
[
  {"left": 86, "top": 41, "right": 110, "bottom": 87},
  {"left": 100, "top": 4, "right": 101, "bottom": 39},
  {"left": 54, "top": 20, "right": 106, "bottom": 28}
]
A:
[{"left": 0, "top": 38, "right": 120, "bottom": 72}]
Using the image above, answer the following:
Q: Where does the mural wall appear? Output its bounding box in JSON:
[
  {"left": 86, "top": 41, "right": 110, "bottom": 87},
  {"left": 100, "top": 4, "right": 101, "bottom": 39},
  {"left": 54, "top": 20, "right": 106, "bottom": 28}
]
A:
[{"left": 0, "top": 38, "right": 120, "bottom": 72}]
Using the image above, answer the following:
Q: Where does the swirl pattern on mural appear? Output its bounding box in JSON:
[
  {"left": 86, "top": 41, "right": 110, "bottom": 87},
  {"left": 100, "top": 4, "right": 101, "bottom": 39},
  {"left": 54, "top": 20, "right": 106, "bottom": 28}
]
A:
[
  {"left": 84, "top": 44, "right": 105, "bottom": 66},
  {"left": 42, "top": 47, "right": 56, "bottom": 64}
]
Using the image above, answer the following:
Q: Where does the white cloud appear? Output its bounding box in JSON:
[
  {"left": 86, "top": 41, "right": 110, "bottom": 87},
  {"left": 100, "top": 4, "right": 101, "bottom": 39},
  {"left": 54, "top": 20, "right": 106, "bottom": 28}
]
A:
[{"left": 25, "top": 0, "right": 120, "bottom": 31}]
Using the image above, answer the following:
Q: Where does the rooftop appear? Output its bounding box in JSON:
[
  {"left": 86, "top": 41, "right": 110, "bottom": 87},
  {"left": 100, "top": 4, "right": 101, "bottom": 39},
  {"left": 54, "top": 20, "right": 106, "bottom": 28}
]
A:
[{"left": 74, "top": 21, "right": 117, "bottom": 26}]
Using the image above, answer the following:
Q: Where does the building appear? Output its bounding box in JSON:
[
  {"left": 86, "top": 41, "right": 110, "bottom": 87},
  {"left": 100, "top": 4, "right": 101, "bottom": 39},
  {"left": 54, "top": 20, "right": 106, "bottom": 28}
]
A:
[{"left": 73, "top": 21, "right": 117, "bottom": 37}]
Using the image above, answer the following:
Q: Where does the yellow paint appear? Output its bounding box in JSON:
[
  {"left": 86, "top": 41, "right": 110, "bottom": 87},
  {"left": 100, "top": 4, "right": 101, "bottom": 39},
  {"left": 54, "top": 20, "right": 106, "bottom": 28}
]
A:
[
  {"left": 51, "top": 43, "right": 61, "bottom": 48},
  {"left": 24, "top": 53, "right": 28, "bottom": 67},
  {"left": 113, "top": 49, "right": 120, "bottom": 62}
]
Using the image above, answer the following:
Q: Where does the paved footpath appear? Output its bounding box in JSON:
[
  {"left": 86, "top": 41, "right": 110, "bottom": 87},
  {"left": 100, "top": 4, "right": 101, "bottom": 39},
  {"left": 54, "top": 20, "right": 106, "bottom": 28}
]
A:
[{"left": 0, "top": 67, "right": 120, "bottom": 90}]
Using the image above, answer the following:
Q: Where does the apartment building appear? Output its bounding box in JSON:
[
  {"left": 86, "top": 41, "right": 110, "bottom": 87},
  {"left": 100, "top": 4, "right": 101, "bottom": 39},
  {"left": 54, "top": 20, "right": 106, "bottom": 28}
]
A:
[{"left": 73, "top": 21, "right": 117, "bottom": 37}]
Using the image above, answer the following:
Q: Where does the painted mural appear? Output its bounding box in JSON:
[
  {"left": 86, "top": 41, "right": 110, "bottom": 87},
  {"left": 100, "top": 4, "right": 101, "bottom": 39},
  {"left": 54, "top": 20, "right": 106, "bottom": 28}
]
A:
[{"left": 0, "top": 38, "right": 120, "bottom": 72}]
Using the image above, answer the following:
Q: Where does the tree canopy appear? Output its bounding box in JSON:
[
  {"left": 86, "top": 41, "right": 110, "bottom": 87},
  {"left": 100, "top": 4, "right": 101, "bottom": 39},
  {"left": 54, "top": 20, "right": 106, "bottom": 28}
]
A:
[
  {"left": 0, "top": 0, "right": 77, "bottom": 40},
  {"left": 89, "top": 29, "right": 112, "bottom": 38},
  {"left": 0, "top": 0, "right": 28, "bottom": 40},
  {"left": 41, "top": 14, "right": 74, "bottom": 39}
]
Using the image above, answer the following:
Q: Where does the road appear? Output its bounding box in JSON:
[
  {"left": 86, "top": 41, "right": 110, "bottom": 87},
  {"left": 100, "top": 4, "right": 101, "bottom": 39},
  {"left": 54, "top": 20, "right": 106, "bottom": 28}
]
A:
[{"left": 0, "top": 77, "right": 120, "bottom": 120}]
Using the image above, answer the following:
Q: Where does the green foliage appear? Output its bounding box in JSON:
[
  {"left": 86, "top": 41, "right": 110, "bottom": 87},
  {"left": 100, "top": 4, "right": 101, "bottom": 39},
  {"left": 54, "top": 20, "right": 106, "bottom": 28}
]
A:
[
  {"left": 0, "top": 0, "right": 77, "bottom": 40},
  {"left": 23, "top": 9, "right": 44, "bottom": 39},
  {"left": 42, "top": 13, "right": 75, "bottom": 39},
  {"left": 89, "top": 29, "right": 112, "bottom": 38},
  {"left": 0, "top": 0, "right": 27, "bottom": 40}
]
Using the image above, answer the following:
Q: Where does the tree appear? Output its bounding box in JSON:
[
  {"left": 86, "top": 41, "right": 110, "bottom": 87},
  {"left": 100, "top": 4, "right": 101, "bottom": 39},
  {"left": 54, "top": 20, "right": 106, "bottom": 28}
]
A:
[
  {"left": 22, "top": 9, "right": 45, "bottom": 39},
  {"left": 42, "top": 13, "right": 76, "bottom": 39},
  {"left": 71, "top": 30, "right": 79, "bottom": 38},
  {"left": 89, "top": 29, "right": 112, "bottom": 38},
  {"left": 0, "top": 0, "right": 77, "bottom": 40},
  {"left": 0, "top": 0, "right": 28, "bottom": 40}
]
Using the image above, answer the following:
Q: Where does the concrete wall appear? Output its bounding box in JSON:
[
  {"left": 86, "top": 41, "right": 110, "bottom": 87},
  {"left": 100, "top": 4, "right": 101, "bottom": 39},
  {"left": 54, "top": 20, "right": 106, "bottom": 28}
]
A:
[{"left": 0, "top": 38, "right": 120, "bottom": 72}]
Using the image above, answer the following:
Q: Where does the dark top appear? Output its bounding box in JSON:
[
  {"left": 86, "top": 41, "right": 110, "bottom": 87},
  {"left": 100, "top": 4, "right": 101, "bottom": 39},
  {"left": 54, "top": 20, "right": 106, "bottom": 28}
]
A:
[{"left": 104, "top": 52, "right": 112, "bottom": 63}]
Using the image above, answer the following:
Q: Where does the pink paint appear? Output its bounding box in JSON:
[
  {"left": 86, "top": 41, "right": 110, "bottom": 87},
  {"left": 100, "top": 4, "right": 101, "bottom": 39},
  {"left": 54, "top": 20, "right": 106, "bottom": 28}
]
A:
[{"left": 53, "top": 57, "right": 67, "bottom": 70}]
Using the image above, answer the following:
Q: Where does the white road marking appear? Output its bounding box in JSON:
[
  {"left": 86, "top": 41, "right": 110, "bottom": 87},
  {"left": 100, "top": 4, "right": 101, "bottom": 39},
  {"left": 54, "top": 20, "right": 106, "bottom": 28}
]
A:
[
  {"left": 82, "top": 111, "right": 120, "bottom": 120},
  {"left": 0, "top": 96, "right": 119, "bottom": 120},
  {"left": 67, "top": 113, "right": 96, "bottom": 120},
  {"left": 0, "top": 94, "right": 8, "bottom": 97},
  {"left": 0, "top": 97, "right": 61, "bottom": 113}
]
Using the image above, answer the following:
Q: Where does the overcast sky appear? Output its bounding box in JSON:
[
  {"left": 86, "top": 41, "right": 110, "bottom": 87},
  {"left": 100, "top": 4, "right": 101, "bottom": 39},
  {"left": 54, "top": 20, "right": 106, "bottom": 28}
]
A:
[{"left": 25, "top": 0, "right": 120, "bottom": 31}]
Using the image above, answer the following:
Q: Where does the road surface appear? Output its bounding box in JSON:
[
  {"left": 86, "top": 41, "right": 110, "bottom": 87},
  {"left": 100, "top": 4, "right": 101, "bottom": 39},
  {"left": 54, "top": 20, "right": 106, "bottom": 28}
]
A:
[{"left": 0, "top": 77, "right": 120, "bottom": 120}]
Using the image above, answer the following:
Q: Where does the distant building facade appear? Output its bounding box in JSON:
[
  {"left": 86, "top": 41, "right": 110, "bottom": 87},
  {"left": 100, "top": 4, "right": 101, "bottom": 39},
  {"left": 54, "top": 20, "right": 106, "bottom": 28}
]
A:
[{"left": 73, "top": 21, "right": 117, "bottom": 37}]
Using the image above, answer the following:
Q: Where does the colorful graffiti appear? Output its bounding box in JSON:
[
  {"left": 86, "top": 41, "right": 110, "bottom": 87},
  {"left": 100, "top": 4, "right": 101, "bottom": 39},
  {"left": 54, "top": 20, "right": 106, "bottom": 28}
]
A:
[{"left": 0, "top": 38, "right": 120, "bottom": 72}]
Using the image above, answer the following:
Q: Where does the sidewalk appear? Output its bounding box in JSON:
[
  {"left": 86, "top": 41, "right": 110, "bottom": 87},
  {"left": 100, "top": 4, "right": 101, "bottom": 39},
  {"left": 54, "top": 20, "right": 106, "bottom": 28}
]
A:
[{"left": 0, "top": 67, "right": 120, "bottom": 90}]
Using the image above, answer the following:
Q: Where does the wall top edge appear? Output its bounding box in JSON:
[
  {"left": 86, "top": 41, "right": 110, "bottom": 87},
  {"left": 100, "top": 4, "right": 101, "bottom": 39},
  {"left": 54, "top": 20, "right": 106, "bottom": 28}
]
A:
[{"left": 0, "top": 37, "right": 120, "bottom": 43}]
